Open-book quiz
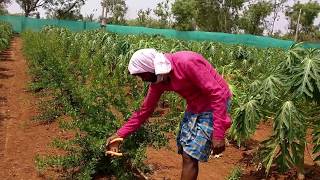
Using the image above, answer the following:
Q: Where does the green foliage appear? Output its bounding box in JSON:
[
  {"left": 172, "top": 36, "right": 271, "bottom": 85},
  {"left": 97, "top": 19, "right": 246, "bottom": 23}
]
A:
[
  {"left": 286, "top": 1, "right": 320, "bottom": 35},
  {"left": 258, "top": 101, "right": 306, "bottom": 174},
  {"left": 229, "top": 98, "right": 261, "bottom": 147},
  {"left": 15, "top": 0, "right": 43, "bottom": 17},
  {"left": 194, "top": 0, "right": 245, "bottom": 32},
  {"left": 286, "top": 48, "right": 320, "bottom": 102},
  {"left": 33, "top": 96, "right": 65, "bottom": 123},
  {"left": 313, "top": 123, "right": 320, "bottom": 163},
  {"left": 227, "top": 166, "right": 243, "bottom": 180},
  {"left": 128, "top": 7, "right": 171, "bottom": 29},
  {"left": 258, "top": 75, "right": 283, "bottom": 105},
  {"left": 229, "top": 42, "right": 320, "bottom": 175},
  {"left": 0, "top": 21, "right": 12, "bottom": 52},
  {"left": 134, "top": 8, "right": 152, "bottom": 27},
  {"left": 238, "top": 1, "right": 273, "bottom": 35},
  {"left": 153, "top": 0, "right": 172, "bottom": 28},
  {"left": 22, "top": 25, "right": 320, "bottom": 178},
  {"left": 0, "top": 1, "right": 8, "bottom": 16},
  {"left": 102, "top": 0, "right": 127, "bottom": 24},
  {"left": 171, "top": 0, "right": 196, "bottom": 31},
  {"left": 22, "top": 27, "right": 281, "bottom": 178},
  {"left": 22, "top": 28, "right": 180, "bottom": 179},
  {"left": 44, "top": 0, "right": 86, "bottom": 20}
]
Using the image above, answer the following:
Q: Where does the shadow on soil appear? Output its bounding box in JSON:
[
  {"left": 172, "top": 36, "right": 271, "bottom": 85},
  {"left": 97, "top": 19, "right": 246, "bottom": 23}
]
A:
[
  {"left": 0, "top": 49, "right": 13, "bottom": 61},
  {"left": 0, "top": 66, "right": 13, "bottom": 79}
]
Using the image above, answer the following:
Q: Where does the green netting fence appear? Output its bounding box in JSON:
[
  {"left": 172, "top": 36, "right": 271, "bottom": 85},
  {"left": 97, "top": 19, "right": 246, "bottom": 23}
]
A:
[{"left": 1, "top": 15, "right": 319, "bottom": 49}]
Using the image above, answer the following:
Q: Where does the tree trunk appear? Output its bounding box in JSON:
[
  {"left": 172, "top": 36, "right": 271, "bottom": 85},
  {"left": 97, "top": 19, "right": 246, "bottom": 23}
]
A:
[
  {"left": 270, "top": 12, "right": 278, "bottom": 35},
  {"left": 24, "top": 11, "right": 30, "bottom": 17},
  {"left": 224, "top": 11, "right": 227, "bottom": 32},
  {"left": 269, "top": 0, "right": 278, "bottom": 35}
]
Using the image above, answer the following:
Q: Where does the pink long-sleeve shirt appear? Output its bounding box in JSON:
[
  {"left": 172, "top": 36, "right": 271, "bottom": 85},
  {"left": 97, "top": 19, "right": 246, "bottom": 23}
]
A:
[{"left": 117, "top": 51, "right": 232, "bottom": 140}]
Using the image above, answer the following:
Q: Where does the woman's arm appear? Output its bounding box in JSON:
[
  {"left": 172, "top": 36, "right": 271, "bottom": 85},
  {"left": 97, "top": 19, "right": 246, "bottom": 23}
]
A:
[{"left": 116, "top": 83, "right": 165, "bottom": 138}]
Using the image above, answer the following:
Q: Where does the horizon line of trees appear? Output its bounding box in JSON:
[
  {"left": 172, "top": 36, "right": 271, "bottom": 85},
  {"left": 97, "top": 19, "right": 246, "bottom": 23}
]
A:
[{"left": 0, "top": 0, "right": 319, "bottom": 41}]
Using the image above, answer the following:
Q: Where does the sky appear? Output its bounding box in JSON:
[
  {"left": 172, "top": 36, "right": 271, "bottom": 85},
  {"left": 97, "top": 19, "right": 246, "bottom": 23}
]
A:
[
  {"left": 6, "top": 0, "right": 320, "bottom": 34},
  {"left": 7, "top": 0, "right": 165, "bottom": 19}
]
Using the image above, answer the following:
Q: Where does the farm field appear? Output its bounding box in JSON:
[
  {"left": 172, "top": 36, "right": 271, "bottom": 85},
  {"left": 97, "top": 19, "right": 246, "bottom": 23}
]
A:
[{"left": 0, "top": 24, "right": 319, "bottom": 180}]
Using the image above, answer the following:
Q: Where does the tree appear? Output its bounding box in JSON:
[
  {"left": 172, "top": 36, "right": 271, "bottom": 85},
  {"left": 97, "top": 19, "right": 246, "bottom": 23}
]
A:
[
  {"left": 194, "top": 0, "right": 245, "bottom": 33},
  {"left": 171, "top": 0, "right": 197, "bottom": 31},
  {"left": 193, "top": 0, "right": 222, "bottom": 32},
  {"left": 220, "top": 0, "right": 246, "bottom": 32},
  {"left": 44, "top": 0, "right": 85, "bottom": 20},
  {"left": 83, "top": 9, "right": 98, "bottom": 22},
  {"left": 153, "top": 0, "right": 171, "bottom": 28},
  {"left": 137, "top": 8, "right": 151, "bottom": 26},
  {"left": 102, "top": 0, "right": 127, "bottom": 24},
  {"left": 0, "top": 0, "right": 10, "bottom": 4},
  {"left": 129, "top": 8, "right": 169, "bottom": 28},
  {"left": 238, "top": 1, "right": 273, "bottom": 35},
  {"left": 268, "top": 0, "right": 288, "bottom": 35},
  {"left": 0, "top": 0, "right": 10, "bottom": 15},
  {"left": 285, "top": 1, "right": 320, "bottom": 40},
  {"left": 15, "top": 0, "right": 47, "bottom": 17}
]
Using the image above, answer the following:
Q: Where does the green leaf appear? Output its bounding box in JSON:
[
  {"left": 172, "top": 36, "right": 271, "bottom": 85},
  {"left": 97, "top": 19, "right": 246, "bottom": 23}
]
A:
[
  {"left": 265, "top": 144, "right": 279, "bottom": 174},
  {"left": 312, "top": 126, "right": 320, "bottom": 162},
  {"left": 229, "top": 98, "right": 261, "bottom": 146},
  {"left": 259, "top": 75, "right": 283, "bottom": 104},
  {"left": 287, "top": 48, "right": 320, "bottom": 101},
  {"left": 259, "top": 101, "right": 306, "bottom": 174}
]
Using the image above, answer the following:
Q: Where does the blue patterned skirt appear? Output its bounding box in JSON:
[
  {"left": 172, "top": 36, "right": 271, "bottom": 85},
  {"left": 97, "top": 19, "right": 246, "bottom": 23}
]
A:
[{"left": 176, "top": 111, "right": 213, "bottom": 162}]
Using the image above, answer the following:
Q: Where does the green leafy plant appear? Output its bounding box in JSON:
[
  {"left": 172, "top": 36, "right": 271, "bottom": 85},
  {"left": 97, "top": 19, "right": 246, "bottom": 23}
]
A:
[
  {"left": 313, "top": 124, "right": 320, "bottom": 163},
  {"left": 258, "top": 101, "right": 306, "bottom": 174},
  {"left": 0, "top": 21, "right": 12, "bottom": 52},
  {"left": 233, "top": 44, "right": 320, "bottom": 176},
  {"left": 227, "top": 166, "right": 243, "bottom": 180},
  {"left": 22, "top": 26, "right": 320, "bottom": 179}
]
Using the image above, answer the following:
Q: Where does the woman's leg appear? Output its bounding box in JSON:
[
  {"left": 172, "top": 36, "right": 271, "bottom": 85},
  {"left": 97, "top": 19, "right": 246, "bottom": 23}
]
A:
[{"left": 181, "top": 151, "right": 199, "bottom": 180}]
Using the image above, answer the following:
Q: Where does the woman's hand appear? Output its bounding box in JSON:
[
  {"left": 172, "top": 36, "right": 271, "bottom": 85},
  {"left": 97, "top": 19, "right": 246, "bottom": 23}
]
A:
[{"left": 105, "top": 134, "right": 123, "bottom": 156}]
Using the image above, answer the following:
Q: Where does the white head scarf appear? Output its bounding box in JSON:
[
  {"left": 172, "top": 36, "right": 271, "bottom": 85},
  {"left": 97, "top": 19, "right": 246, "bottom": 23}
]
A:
[{"left": 128, "top": 48, "right": 172, "bottom": 75}]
